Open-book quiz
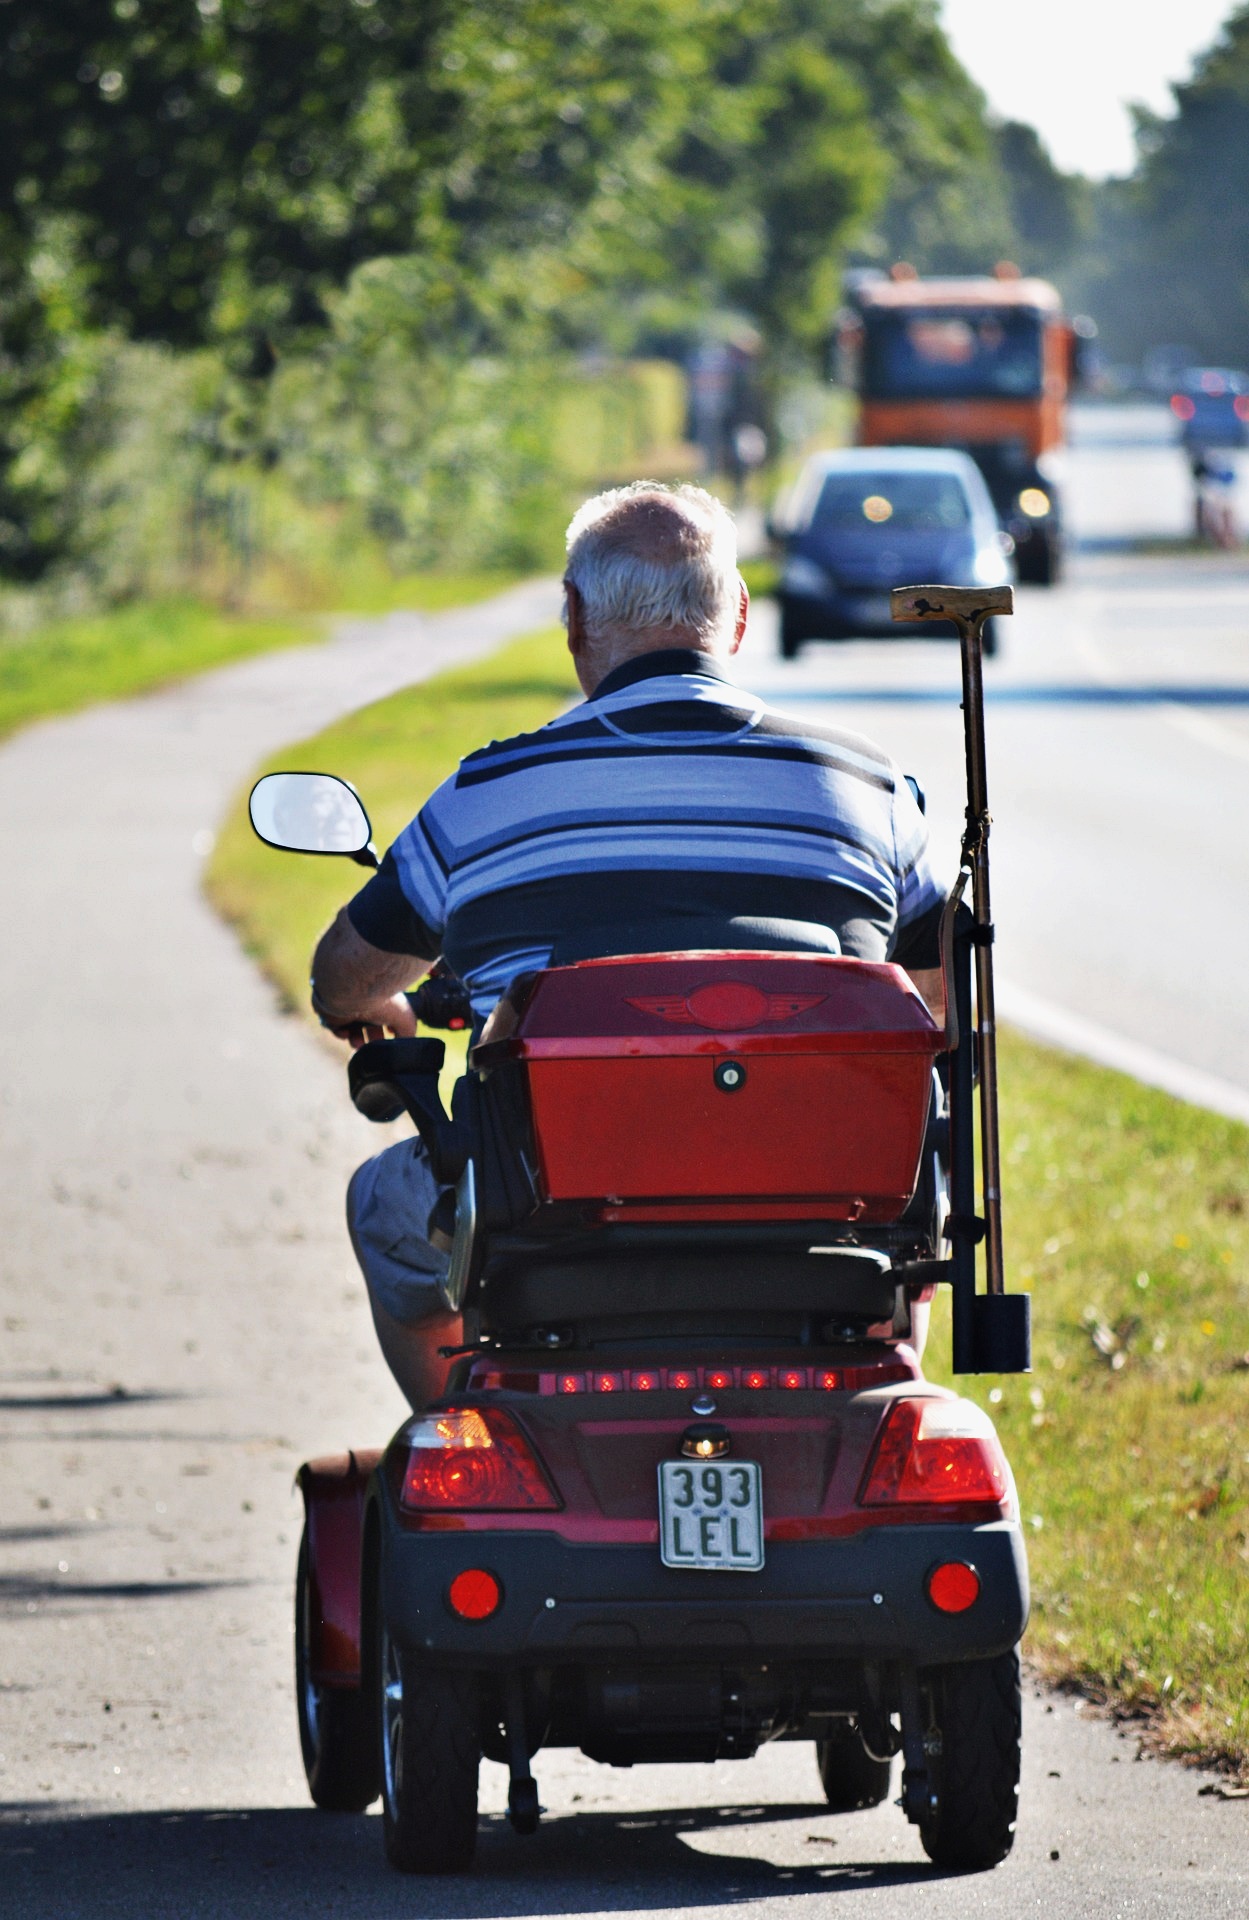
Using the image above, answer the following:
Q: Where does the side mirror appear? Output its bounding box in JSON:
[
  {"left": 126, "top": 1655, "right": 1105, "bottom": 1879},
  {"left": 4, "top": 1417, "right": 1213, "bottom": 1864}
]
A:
[{"left": 249, "top": 772, "right": 378, "bottom": 867}]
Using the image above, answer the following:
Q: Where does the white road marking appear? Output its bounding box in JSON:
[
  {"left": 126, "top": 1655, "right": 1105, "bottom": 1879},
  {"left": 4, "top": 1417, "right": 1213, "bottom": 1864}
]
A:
[{"left": 997, "top": 978, "right": 1249, "bottom": 1126}]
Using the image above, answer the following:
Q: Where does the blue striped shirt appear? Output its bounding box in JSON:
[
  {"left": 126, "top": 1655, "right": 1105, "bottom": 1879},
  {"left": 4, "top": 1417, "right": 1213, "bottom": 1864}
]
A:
[{"left": 348, "top": 649, "right": 945, "bottom": 1016}]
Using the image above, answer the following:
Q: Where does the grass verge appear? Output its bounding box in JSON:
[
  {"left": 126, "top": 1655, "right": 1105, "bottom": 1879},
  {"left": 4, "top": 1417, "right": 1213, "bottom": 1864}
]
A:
[
  {"left": 208, "top": 623, "right": 1248, "bottom": 1781},
  {"left": 0, "top": 572, "right": 522, "bottom": 743},
  {"left": 930, "top": 1036, "right": 1249, "bottom": 1781}
]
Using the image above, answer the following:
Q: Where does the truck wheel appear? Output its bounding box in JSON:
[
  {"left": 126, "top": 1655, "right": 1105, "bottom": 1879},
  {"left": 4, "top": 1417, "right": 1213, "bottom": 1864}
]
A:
[
  {"left": 295, "top": 1527, "right": 378, "bottom": 1812},
  {"left": 1017, "top": 534, "right": 1060, "bottom": 586},
  {"left": 918, "top": 1648, "right": 1021, "bottom": 1871},
  {"left": 378, "top": 1620, "right": 480, "bottom": 1873},
  {"left": 779, "top": 604, "right": 805, "bottom": 660},
  {"left": 815, "top": 1722, "right": 893, "bottom": 1810}
]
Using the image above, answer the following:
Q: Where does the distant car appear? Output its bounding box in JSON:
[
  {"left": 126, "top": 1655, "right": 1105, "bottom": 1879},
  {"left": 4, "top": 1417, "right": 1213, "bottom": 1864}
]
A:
[
  {"left": 771, "top": 448, "right": 1012, "bottom": 659},
  {"left": 1170, "top": 368, "right": 1249, "bottom": 450}
]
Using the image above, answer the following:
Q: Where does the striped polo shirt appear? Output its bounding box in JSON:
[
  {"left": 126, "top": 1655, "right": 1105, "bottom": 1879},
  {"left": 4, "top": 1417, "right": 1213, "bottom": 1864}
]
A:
[{"left": 347, "top": 649, "right": 945, "bottom": 1017}]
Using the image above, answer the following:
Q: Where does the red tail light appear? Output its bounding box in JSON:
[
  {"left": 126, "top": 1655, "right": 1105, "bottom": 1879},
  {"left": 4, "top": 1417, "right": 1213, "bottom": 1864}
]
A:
[
  {"left": 1235, "top": 395, "right": 1249, "bottom": 422},
  {"left": 399, "top": 1408, "right": 559, "bottom": 1512},
  {"left": 1170, "top": 393, "right": 1196, "bottom": 420},
  {"left": 859, "top": 1397, "right": 1011, "bottom": 1512}
]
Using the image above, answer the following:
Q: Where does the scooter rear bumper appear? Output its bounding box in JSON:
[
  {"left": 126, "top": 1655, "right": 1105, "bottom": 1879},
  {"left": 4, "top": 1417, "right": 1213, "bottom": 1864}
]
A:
[{"left": 375, "top": 1478, "right": 1028, "bottom": 1671}]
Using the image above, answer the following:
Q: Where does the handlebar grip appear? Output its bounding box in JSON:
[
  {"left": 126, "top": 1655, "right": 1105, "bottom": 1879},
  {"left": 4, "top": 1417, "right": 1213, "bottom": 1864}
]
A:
[{"left": 407, "top": 972, "right": 472, "bottom": 1031}]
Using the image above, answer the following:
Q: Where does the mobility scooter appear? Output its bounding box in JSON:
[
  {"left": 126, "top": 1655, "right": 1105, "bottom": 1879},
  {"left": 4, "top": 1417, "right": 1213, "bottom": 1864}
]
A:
[{"left": 250, "top": 584, "right": 1032, "bottom": 1875}]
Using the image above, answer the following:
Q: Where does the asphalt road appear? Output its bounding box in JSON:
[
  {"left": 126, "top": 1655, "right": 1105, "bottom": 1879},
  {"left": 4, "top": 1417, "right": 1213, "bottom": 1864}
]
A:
[
  {"left": 1, "top": 414, "right": 1246, "bottom": 1914},
  {"left": 738, "top": 404, "right": 1249, "bottom": 1116}
]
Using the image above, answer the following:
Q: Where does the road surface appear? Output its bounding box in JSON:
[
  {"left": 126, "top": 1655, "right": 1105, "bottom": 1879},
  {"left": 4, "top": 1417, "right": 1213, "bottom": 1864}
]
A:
[
  {"left": 738, "top": 404, "right": 1249, "bottom": 1114},
  {"left": 0, "top": 413, "right": 1245, "bottom": 1914}
]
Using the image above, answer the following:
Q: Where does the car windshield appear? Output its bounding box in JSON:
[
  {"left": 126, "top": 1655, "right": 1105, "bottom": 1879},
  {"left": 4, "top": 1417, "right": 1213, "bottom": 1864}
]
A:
[
  {"left": 811, "top": 472, "right": 971, "bottom": 532},
  {"left": 863, "top": 309, "right": 1043, "bottom": 400}
]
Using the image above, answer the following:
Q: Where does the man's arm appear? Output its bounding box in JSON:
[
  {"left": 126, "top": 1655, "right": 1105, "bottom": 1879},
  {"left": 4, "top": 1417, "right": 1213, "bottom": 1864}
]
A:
[{"left": 310, "top": 908, "right": 426, "bottom": 1047}]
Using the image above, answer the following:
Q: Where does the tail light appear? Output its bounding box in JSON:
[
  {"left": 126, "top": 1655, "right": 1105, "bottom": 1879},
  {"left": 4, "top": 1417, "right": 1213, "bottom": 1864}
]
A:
[
  {"left": 859, "top": 1396, "right": 1011, "bottom": 1513},
  {"left": 399, "top": 1407, "right": 559, "bottom": 1512},
  {"left": 1170, "top": 393, "right": 1196, "bottom": 420},
  {"left": 1235, "top": 395, "right": 1249, "bottom": 422}
]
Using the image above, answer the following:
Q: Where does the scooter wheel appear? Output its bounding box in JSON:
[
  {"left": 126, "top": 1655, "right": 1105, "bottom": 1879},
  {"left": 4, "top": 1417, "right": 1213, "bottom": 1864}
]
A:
[
  {"left": 815, "top": 1722, "right": 893, "bottom": 1811},
  {"left": 378, "top": 1619, "right": 480, "bottom": 1873},
  {"left": 295, "top": 1527, "right": 379, "bottom": 1812},
  {"left": 917, "top": 1648, "right": 1022, "bottom": 1871}
]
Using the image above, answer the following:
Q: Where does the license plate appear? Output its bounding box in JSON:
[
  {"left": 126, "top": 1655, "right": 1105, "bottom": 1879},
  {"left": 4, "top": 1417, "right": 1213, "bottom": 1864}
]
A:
[
  {"left": 658, "top": 1459, "right": 764, "bottom": 1571},
  {"left": 849, "top": 595, "right": 892, "bottom": 626}
]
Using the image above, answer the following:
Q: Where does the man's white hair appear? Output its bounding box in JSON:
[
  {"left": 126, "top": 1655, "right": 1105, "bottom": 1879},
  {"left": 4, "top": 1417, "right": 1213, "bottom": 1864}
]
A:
[{"left": 564, "top": 481, "right": 739, "bottom": 648}]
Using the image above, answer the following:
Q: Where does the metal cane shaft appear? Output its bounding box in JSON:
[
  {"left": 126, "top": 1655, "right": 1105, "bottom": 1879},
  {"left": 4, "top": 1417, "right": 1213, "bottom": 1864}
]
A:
[{"left": 957, "top": 611, "right": 1006, "bottom": 1297}]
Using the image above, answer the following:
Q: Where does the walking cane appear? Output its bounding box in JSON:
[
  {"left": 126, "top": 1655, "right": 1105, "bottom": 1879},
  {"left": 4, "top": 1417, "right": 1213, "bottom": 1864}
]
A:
[{"left": 890, "top": 584, "right": 1030, "bottom": 1374}]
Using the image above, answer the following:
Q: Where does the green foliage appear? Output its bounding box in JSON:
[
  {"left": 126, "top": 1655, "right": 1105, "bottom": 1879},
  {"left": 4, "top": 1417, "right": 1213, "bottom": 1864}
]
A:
[
  {"left": 1072, "top": 7, "right": 1249, "bottom": 366},
  {"left": 2, "top": 0, "right": 1074, "bottom": 593},
  {"left": 994, "top": 121, "right": 1091, "bottom": 276}
]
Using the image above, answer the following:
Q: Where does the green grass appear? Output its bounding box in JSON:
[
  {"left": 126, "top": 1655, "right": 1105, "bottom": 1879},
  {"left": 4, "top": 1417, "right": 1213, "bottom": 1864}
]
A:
[
  {"left": 208, "top": 621, "right": 1248, "bottom": 1781},
  {"left": 928, "top": 1036, "right": 1249, "bottom": 1780},
  {"left": 0, "top": 598, "right": 310, "bottom": 743},
  {"left": 0, "top": 573, "right": 523, "bottom": 742}
]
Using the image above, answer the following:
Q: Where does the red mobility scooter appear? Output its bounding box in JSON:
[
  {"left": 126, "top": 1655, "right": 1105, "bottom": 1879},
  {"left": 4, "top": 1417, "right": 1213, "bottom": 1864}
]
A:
[{"left": 251, "top": 585, "right": 1031, "bottom": 1875}]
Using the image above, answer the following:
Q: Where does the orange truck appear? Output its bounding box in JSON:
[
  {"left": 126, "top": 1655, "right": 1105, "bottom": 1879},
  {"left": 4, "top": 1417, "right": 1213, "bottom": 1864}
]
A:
[{"left": 838, "top": 264, "right": 1090, "bottom": 584}]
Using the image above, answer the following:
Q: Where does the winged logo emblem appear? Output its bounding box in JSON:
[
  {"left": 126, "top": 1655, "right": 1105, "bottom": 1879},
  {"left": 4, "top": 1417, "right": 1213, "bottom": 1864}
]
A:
[{"left": 627, "top": 982, "right": 827, "bottom": 1030}]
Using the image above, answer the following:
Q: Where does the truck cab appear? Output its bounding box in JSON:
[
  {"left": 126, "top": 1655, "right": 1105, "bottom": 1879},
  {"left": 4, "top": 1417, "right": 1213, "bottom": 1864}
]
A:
[{"left": 839, "top": 264, "right": 1086, "bottom": 585}]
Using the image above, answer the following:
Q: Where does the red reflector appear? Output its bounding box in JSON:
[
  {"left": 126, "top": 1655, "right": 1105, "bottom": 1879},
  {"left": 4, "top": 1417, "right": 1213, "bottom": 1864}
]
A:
[
  {"left": 744, "top": 1368, "right": 770, "bottom": 1389},
  {"left": 779, "top": 1368, "right": 808, "bottom": 1390},
  {"left": 1170, "top": 393, "right": 1196, "bottom": 420},
  {"left": 630, "top": 1370, "right": 658, "bottom": 1391},
  {"left": 706, "top": 1369, "right": 735, "bottom": 1390},
  {"left": 667, "top": 1369, "right": 695, "bottom": 1391},
  {"left": 817, "top": 1369, "right": 841, "bottom": 1390},
  {"left": 859, "top": 1397, "right": 1010, "bottom": 1510},
  {"left": 448, "top": 1568, "right": 501, "bottom": 1620},
  {"left": 558, "top": 1372, "right": 585, "bottom": 1395},
  {"left": 927, "top": 1561, "right": 980, "bottom": 1614},
  {"left": 594, "top": 1371, "right": 624, "bottom": 1393},
  {"left": 399, "top": 1407, "right": 559, "bottom": 1512}
]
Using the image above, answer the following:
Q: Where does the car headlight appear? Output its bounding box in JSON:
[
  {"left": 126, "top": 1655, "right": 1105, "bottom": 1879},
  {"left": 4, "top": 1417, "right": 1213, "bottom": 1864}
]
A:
[
  {"left": 973, "top": 548, "right": 1008, "bottom": 585},
  {"left": 782, "top": 556, "right": 833, "bottom": 595},
  {"left": 1017, "top": 487, "right": 1051, "bottom": 519}
]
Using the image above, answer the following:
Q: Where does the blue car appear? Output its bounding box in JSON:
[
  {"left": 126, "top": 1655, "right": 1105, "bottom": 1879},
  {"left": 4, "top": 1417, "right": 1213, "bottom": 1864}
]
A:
[{"left": 773, "top": 447, "right": 1013, "bottom": 659}]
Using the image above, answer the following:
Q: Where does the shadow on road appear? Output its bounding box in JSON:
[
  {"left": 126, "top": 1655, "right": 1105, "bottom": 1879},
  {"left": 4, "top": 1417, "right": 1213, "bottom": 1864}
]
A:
[{"left": 0, "top": 1800, "right": 944, "bottom": 1917}]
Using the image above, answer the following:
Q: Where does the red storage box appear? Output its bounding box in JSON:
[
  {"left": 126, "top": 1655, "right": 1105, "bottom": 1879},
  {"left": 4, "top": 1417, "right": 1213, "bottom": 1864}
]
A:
[{"left": 481, "top": 954, "right": 944, "bottom": 1224}]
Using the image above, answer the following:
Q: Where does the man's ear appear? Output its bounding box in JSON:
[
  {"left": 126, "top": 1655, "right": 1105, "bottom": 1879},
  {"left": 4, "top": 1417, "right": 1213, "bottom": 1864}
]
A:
[
  {"left": 565, "top": 579, "right": 587, "bottom": 657},
  {"left": 729, "top": 575, "right": 749, "bottom": 655}
]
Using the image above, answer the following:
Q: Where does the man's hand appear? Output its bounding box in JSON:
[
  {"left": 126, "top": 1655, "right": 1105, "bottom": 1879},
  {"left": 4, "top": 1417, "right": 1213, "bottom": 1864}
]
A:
[
  {"left": 310, "top": 908, "right": 429, "bottom": 1048},
  {"left": 313, "top": 989, "right": 417, "bottom": 1050}
]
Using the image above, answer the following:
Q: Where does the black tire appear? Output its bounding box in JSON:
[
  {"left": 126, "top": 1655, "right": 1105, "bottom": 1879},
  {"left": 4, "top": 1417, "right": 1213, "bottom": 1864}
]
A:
[
  {"left": 778, "top": 604, "right": 805, "bottom": 660},
  {"left": 918, "top": 1649, "right": 1022, "bottom": 1872},
  {"left": 379, "top": 1619, "right": 480, "bottom": 1873},
  {"left": 1017, "top": 533, "right": 1060, "bottom": 586},
  {"left": 815, "top": 1722, "right": 893, "bottom": 1811},
  {"left": 980, "top": 617, "right": 999, "bottom": 659},
  {"left": 295, "top": 1527, "right": 379, "bottom": 1812}
]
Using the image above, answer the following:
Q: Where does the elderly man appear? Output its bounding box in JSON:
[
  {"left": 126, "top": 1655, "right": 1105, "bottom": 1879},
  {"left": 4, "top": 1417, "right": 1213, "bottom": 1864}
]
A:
[{"left": 311, "top": 481, "right": 945, "bottom": 1405}]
